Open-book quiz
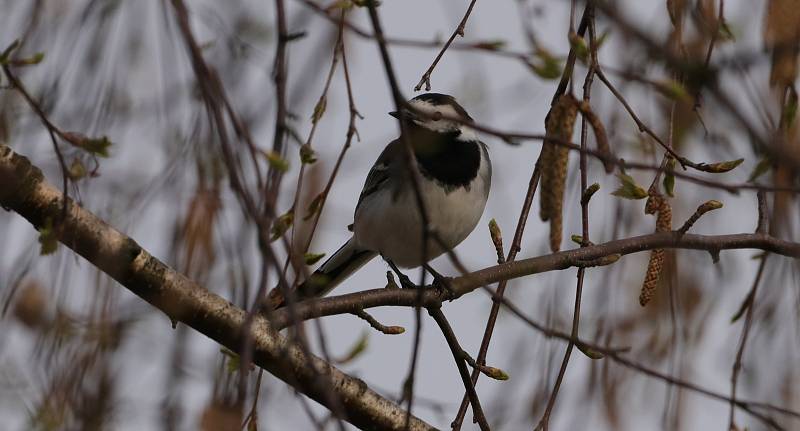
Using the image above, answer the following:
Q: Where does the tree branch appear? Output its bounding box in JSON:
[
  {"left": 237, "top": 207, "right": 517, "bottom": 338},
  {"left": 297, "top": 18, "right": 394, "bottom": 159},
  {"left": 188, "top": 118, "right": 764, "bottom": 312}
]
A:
[
  {"left": 272, "top": 230, "right": 799, "bottom": 327},
  {"left": 0, "top": 144, "right": 436, "bottom": 431}
]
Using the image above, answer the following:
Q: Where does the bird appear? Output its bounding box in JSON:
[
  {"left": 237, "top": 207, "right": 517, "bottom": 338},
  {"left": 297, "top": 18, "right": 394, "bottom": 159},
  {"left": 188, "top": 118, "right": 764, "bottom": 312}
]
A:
[{"left": 268, "top": 93, "right": 491, "bottom": 309}]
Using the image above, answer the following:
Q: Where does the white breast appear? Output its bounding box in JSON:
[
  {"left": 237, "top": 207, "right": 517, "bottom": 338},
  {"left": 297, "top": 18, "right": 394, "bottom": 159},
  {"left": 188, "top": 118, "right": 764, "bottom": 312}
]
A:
[{"left": 353, "top": 147, "right": 490, "bottom": 268}]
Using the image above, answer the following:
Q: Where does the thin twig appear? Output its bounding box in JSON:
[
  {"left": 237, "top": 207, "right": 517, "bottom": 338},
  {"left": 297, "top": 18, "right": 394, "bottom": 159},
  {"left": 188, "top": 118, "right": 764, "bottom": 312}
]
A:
[
  {"left": 352, "top": 309, "right": 404, "bottom": 335},
  {"left": 414, "top": 0, "right": 479, "bottom": 91},
  {"left": 756, "top": 190, "right": 768, "bottom": 234},
  {"left": 729, "top": 254, "right": 769, "bottom": 431},
  {"left": 427, "top": 307, "right": 490, "bottom": 430}
]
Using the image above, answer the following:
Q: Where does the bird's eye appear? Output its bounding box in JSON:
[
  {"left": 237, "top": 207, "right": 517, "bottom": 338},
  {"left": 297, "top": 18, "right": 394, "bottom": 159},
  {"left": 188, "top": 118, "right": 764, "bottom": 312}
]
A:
[{"left": 432, "top": 111, "right": 443, "bottom": 121}]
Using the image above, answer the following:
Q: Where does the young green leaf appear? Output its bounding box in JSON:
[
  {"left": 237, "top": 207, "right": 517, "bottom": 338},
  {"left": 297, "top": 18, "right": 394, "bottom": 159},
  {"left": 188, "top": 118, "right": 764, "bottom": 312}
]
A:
[
  {"left": 62, "top": 132, "right": 112, "bottom": 157},
  {"left": 654, "top": 79, "right": 690, "bottom": 102},
  {"left": 529, "top": 49, "right": 562, "bottom": 80},
  {"left": 748, "top": 157, "right": 771, "bottom": 182},
  {"left": 568, "top": 31, "right": 588, "bottom": 62},
  {"left": 264, "top": 151, "right": 289, "bottom": 172},
  {"left": 269, "top": 211, "right": 294, "bottom": 242},
  {"left": 336, "top": 331, "right": 369, "bottom": 364},
  {"left": 303, "top": 193, "right": 325, "bottom": 221},
  {"left": 38, "top": 217, "right": 58, "bottom": 255},
  {"left": 304, "top": 252, "right": 326, "bottom": 265},
  {"left": 577, "top": 343, "right": 605, "bottom": 359},
  {"left": 311, "top": 96, "right": 327, "bottom": 124},
  {"left": 611, "top": 173, "right": 648, "bottom": 200},
  {"left": 693, "top": 158, "right": 744, "bottom": 173},
  {"left": 472, "top": 40, "right": 507, "bottom": 51},
  {"left": 299, "top": 144, "right": 317, "bottom": 165},
  {"left": 68, "top": 159, "right": 87, "bottom": 180},
  {"left": 9, "top": 52, "right": 45, "bottom": 66}
]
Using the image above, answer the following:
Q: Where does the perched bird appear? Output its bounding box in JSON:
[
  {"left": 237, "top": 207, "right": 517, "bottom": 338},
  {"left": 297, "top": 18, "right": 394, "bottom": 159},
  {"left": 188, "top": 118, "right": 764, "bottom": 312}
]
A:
[{"left": 269, "top": 93, "right": 491, "bottom": 308}]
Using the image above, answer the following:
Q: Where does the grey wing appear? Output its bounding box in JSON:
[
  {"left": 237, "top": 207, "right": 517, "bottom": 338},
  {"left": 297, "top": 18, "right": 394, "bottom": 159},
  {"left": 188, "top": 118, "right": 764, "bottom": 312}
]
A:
[
  {"left": 479, "top": 141, "right": 492, "bottom": 187},
  {"left": 356, "top": 140, "right": 401, "bottom": 209}
]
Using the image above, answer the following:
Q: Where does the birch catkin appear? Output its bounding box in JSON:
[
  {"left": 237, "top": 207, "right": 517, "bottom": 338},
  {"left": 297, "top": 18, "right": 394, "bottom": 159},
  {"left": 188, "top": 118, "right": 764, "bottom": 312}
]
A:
[
  {"left": 639, "top": 194, "right": 672, "bottom": 306},
  {"left": 540, "top": 94, "right": 578, "bottom": 252}
]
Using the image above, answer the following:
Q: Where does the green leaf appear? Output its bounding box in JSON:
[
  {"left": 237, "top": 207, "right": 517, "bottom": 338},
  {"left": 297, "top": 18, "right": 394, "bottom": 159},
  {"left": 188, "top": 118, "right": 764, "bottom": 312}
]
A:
[
  {"left": 611, "top": 173, "right": 648, "bottom": 200},
  {"left": 529, "top": 49, "right": 562, "bottom": 80},
  {"left": 9, "top": 52, "right": 45, "bottom": 66},
  {"left": 304, "top": 252, "right": 326, "bottom": 265},
  {"left": 329, "top": 0, "right": 354, "bottom": 9},
  {"left": 68, "top": 159, "right": 87, "bottom": 180},
  {"left": 570, "top": 235, "right": 583, "bottom": 245},
  {"left": 61, "top": 132, "right": 112, "bottom": 157},
  {"left": 337, "top": 331, "right": 369, "bottom": 364},
  {"left": 663, "top": 156, "right": 676, "bottom": 197},
  {"left": 577, "top": 343, "right": 605, "bottom": 359},
  {"left": 594, "top": 30, "right": 611, "bottom": 50},
  {"left": 303, "top": 192, "right": 325, "bottom": 221},
  {"left": 83, "top": 136, "right": 111, "bottom": 157},
  {"left": 568, "top": 31, "right": 588, "bottom": 62},
  {"left": 693, "top": 158, "right": 744, "bottom": 173},
  {"left": 654, "top": 79, "right": 690, "bottom": 102},
  {"left": 220, "top": 348, "right": 241, "bottom": 373},
  {"left": 299, "top": 144, "right": 317, "bottom": 164},
  {"left": 747, "top": 157, "right": 771, "bottom": 182},
  {"left": 311, "top": 96, "right": 327, "bottom": 124},
  {"left": 269, "top": 211, "right": 294, "bottom": 242},
  {"left": 473, "top": 40, "right": 507, "bottom": 51},
  {"left": 38, "top": 217, "right": 58, "bottom": 255},
  {"left": 264, "top": 150, "right": 289, "bottom": 172}
]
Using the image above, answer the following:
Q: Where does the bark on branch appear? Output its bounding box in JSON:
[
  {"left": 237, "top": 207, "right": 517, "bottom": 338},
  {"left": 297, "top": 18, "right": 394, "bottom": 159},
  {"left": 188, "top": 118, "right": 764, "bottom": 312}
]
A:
[
  {"left": 0, "top": 144, "right": 435, "bottom": 431},
  {"left": 271, "top": 228, "right": 800, "bottom": 329}
]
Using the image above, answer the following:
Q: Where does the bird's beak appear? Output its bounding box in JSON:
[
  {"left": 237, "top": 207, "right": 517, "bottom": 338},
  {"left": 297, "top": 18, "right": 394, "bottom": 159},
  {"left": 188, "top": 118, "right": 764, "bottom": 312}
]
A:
[{"left": 389, "top": 110, "right": 417, "bottom": 121}]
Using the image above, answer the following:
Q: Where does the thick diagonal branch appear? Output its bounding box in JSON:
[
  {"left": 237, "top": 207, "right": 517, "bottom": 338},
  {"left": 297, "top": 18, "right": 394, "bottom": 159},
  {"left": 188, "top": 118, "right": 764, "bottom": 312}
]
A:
[{"left": 0, "top": 144, "right": 435, "bottom": 431}]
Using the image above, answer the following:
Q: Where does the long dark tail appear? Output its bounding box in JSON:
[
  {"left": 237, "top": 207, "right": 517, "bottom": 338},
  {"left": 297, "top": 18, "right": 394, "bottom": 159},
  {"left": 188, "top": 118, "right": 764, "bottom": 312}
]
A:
[{"left": 268, "top": 238, "right": 376, "bottom": 309}]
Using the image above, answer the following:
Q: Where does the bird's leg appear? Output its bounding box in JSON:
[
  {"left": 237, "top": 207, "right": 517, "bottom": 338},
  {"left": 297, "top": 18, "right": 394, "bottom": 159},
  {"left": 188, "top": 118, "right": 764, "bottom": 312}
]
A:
[
  {"left": 423, "top": 263, "right": 456, "bottom": 299},
  {"left": 384, "top": 258, "right": 419, "bottom": 289}
]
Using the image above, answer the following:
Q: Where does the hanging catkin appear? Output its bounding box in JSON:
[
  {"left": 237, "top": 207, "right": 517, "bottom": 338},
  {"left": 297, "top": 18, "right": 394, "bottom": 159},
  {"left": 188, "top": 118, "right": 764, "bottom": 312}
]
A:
[
  {"left": 639, "top": 193, "right": 672, "bottom": 306},
  {"left": 540, "top": 94, "right": 578, "bottom": 252}
]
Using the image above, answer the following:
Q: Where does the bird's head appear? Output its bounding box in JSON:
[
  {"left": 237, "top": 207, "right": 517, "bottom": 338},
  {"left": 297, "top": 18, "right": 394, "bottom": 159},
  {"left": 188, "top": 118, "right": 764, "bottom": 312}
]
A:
[{"left": 389, "top": 93, "right": 476, "bottom": 140}]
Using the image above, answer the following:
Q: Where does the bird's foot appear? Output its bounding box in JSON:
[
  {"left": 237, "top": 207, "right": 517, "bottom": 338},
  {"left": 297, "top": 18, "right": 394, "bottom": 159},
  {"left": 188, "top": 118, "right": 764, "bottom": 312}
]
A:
[
  {"left": 384, "top": 259, "right": 420, "bottom": 289},
  {"left": 424, "top": 264, "right": 456, "bottom": 300}
]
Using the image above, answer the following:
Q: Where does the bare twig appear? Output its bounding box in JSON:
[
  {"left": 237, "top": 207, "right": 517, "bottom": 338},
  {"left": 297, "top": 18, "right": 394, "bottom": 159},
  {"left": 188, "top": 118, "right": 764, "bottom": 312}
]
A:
[
  {"left": 427, "top": 307, "right": 490, "bottom": 431},
  {"left": 756, "top": 190, "right": 768, "bottom": 234},
  {"left": 352, "top": 309, "right": 404, "bottom": 335},
  {"left": 677, "top": 200, "right": 723, "bottom": 235},
  {"left": 729, "top": 254, "right": 769, "bottom": 431},
  {"left": 414, "top": 0, "right": 479, "bottom": 91}
]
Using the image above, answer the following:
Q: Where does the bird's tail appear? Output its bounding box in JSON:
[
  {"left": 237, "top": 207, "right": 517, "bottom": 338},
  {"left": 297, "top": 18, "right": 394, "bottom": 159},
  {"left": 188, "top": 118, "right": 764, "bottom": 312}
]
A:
[{"left": 267, "top": 238, "right": 376, "bottom": 309}]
